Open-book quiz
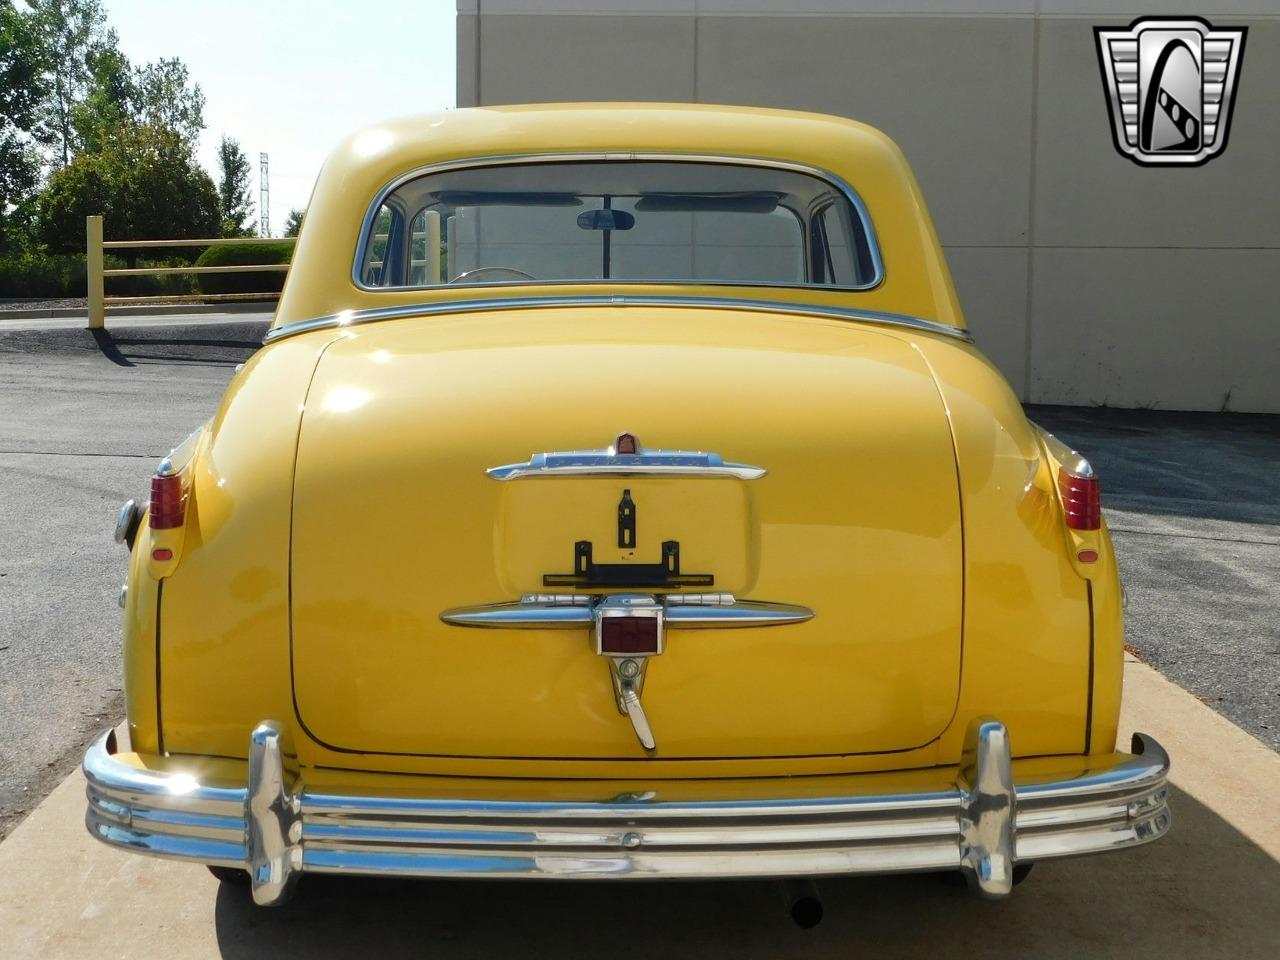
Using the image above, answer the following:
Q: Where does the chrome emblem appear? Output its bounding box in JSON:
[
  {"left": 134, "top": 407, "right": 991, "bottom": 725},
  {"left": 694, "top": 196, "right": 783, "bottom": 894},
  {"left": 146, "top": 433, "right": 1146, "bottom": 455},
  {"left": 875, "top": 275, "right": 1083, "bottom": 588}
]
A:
[
  {"left": 486, "top": 434, "right": 766, "bottom": 481},
  {"left": 1095, "top": 17, "right": 1246, "bottom": 167}
]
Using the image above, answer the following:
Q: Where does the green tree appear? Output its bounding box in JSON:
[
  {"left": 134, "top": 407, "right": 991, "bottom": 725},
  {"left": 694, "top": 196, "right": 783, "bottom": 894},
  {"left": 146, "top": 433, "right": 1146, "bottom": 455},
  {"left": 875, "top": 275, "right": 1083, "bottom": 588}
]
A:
[
  {"left": 38, "top": 121, "right": 219, "bottom": 257},
  {"left": 0, "top": 128, "right": 40, "bottom": 254},
  {"left": 1, "top": 1, "right": 46, "bottom": 252},
  {"left": 1, "top": 2, "right": 45, "bottom": 129},
  {"left": 216, "top": 135, "right": 255, "bottom": 237},
  {"left": 283, "top": 207, "right": 305, "bottom": 238},
  {"left": 23, "top": 3, "right": 203, "bottom": 165},
  {"left": 69, "top": 38, "right": 133, "bottom": 154},
  {"left": 131, "top": 57, "right": 203, "bottom": 144},
  {"left": 28, "top": 0, "right": 114, "bottom": 166}
]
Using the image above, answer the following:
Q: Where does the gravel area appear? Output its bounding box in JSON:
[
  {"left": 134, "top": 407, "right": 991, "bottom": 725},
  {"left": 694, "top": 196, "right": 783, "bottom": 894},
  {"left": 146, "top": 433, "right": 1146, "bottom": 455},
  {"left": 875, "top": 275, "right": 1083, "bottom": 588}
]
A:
[{"left": 0, "top": 298, "right": 88, "bottom": 310}]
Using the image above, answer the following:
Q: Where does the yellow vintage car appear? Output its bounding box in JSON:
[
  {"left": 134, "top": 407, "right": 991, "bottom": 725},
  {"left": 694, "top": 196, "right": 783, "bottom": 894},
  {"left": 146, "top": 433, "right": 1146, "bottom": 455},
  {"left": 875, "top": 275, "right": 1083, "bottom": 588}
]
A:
[{"left": 87, "top": 104, "right": 1169, "bottom": 914}]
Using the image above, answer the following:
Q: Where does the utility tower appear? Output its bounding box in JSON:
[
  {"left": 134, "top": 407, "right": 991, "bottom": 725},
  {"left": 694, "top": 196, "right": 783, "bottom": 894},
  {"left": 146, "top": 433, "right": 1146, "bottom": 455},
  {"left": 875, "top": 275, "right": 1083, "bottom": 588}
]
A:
[{"left": 259, "top": 153, "right": 270, "bottom": 238}]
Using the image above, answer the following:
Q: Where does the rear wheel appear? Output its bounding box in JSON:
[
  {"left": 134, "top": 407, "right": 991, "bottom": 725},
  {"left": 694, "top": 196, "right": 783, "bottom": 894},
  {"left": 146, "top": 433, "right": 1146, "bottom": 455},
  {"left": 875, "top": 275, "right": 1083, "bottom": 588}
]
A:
[{"left": 207, "top": 865, "right": 250, "bottom": 886}]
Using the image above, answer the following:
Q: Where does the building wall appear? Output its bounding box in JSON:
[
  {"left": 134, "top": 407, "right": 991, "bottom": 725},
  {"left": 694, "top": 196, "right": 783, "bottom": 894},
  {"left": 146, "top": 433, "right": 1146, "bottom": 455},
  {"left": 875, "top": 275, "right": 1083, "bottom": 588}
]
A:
[{"left": 457, "top": 1, "right": 1280, "bottom": 412}]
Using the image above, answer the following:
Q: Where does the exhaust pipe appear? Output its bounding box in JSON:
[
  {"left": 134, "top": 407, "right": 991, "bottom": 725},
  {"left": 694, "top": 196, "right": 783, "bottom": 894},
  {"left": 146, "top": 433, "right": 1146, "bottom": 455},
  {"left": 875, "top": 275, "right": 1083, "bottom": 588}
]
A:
[{"left": 780, "top": 878, "right": 824, "bottom": 929}]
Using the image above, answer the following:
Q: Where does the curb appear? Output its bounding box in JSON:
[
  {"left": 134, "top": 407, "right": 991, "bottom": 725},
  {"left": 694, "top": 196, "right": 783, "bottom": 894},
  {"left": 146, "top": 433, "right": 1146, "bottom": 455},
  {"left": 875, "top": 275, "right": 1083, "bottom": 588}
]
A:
[{"left": 0, "top": 301, "right": 276, "bottom": 320}]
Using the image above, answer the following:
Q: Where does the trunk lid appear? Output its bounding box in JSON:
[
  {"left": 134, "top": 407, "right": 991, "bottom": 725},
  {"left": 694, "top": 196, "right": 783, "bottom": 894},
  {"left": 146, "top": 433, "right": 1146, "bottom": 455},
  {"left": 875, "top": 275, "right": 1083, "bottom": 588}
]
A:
[{"left": 290, "top": 306, "right": 962, "bottom": 759}]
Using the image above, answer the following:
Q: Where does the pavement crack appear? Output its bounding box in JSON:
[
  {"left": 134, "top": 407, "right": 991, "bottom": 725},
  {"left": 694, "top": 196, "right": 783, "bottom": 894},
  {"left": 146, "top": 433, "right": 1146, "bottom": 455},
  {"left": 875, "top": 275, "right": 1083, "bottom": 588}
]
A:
[
  {"left": 0, "top": 449, "right": 160, "bottom": 459},
  {"left": 1109, "top": 526, "right": 1280, "bottom": 547}
]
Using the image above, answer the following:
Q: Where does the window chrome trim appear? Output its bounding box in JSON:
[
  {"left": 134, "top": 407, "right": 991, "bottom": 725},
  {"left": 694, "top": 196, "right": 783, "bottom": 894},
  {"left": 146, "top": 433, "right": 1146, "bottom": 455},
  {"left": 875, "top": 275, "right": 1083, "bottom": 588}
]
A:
[
  {"left": 350, "top": 152, "right": 886, "bottom": 294},
  {"left": 263, "top": 294, "right": 972, "bottom": 345}
]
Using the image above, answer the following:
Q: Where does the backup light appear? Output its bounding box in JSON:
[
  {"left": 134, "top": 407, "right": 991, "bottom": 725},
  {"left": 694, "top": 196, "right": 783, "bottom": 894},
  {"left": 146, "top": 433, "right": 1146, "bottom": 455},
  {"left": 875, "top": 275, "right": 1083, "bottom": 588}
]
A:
[{"left": 600, "top": 616, "right": 660, "bottom": 656}]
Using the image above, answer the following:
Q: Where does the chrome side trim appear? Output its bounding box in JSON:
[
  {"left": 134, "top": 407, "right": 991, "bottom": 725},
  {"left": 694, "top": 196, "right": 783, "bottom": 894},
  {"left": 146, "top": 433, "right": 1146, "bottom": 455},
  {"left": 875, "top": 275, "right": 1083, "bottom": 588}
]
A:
[
  {"left": 1031, "top": 422, "right": 1096, "bottom": 479},
  {"left": 155, "top": 424, "right": 207, "bottom": 477},
  {"left": 83, "top": 724, "right": 1171, "bottom": 900},
  {"left": 263, "top": 294, "right": 972, "bottom": 345},
  {"left": 350, "top": 152, "right": 885, "bottom": 293},
  {"left": 440, "top": 593, "right": 814, "bottom": 629}
]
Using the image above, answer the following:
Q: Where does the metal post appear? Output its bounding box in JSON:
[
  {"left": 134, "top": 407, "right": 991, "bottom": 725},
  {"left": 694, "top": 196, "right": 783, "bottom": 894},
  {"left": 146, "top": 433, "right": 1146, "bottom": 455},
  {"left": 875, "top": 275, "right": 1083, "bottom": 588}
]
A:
[
  {"left": 86, "top": 215, "right": 105, "bottom": 330},
  {"left": 259, "top": 153, "right": 270, "bottom": 238},
  {"left": 424, "top": 211, "right": 441, "bottom": 285},
  {"left": 445, "top": 215, "right": 456, "bottom": 283}
]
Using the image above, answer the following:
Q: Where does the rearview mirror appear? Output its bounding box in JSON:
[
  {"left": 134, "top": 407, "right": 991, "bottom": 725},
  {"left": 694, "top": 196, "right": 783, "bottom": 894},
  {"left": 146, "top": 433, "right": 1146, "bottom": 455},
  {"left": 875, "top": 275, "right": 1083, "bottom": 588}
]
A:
[{"left": 577, "top": 209, "right": 635, "bottom": 231}]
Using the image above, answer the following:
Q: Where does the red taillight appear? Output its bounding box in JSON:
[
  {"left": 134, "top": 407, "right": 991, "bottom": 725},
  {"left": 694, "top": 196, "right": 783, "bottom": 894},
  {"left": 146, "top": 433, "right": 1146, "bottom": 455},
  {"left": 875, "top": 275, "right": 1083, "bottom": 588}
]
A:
[
  {"left": 1058, "top": 467, "right": 1101, "bottom": 531},
  {"left": 149, "top": 473, "right": 186, "bottom": 529}
]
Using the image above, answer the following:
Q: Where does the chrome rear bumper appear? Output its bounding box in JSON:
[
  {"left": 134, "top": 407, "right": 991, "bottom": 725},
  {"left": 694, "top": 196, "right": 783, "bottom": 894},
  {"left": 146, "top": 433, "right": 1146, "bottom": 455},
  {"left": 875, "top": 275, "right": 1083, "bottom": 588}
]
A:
[{"left": 84, "top": 719, "right": 1170, "bottom": 907}]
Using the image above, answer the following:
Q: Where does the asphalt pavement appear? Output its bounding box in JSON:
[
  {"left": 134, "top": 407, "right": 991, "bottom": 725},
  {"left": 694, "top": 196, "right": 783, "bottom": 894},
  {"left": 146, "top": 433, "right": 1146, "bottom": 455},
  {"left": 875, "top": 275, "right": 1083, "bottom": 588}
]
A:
[{"left": 0, "top": 317, "right": 270, "bottom": 836}]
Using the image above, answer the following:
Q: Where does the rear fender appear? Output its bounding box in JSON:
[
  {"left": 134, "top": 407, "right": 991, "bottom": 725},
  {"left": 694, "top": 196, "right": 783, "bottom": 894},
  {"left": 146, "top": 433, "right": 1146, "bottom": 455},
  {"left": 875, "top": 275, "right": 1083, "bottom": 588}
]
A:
[{"left": 142, "top": 334, "right": 339, "bottom": 760}]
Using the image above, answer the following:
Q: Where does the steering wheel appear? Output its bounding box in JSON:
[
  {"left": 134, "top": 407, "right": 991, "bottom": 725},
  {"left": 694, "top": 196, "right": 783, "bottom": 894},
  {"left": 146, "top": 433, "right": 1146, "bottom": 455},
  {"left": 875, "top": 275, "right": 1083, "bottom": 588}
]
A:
[{"left": 449, "top": 267, "right": 537, "bottom": 284}]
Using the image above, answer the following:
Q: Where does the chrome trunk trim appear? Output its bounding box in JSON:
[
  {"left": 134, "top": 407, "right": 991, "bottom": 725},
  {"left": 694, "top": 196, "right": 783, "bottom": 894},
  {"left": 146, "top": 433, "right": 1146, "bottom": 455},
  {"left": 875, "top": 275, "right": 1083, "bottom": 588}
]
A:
[
  {"left": 262, "top": 294, "right": 973, "bottom": 345},
  {"left": 440, "top": 593, "right": 814, "bottom": 629},
  {"left": 83, "top": 724, "right": 1171, "bottom": 906}
]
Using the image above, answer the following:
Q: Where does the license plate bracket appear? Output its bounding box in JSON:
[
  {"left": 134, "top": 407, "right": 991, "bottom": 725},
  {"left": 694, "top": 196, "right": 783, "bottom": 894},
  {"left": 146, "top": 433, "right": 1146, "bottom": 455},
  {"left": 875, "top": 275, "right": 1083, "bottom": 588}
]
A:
[{"left": 543, "top": 539, "right": 714, "bottom": 588}]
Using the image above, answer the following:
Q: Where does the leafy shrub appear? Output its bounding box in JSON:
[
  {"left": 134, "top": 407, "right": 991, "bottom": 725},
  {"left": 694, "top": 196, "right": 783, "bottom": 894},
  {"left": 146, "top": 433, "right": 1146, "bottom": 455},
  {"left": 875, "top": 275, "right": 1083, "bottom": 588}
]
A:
[
  {"left": 0, "top": 251, "right": 206, "bottom": 300},
  {"left": 194, "top": 241, "right": 293, "bottom": 296},
  {"left": 105, "top": 255, "right": 200, "bottom": 298},
  {"left": 0, "top": 252, "right": 87, "bottom": 298}
]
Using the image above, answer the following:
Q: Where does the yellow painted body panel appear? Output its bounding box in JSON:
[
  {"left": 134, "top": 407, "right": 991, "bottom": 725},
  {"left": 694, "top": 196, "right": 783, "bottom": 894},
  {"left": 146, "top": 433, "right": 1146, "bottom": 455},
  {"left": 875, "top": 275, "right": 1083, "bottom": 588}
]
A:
[
  {"left": 289, "top": 309, "right": 963, "bottom": 759},
  {"left": 156, "top": 337, "right": 335, "bottom": 756},
  {"left": 119, "top": 104, "right": 1124, "bottom": 783},
  {"left": 121, "top": 518, "right": 159, "bottom": 755}
]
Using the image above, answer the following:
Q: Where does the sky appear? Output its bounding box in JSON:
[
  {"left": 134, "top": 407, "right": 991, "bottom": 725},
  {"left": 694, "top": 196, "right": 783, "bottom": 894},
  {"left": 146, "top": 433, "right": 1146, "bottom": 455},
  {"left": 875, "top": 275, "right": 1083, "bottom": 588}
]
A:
[{"left": 104, "top": 0, "right": 457, "bottom": 235}]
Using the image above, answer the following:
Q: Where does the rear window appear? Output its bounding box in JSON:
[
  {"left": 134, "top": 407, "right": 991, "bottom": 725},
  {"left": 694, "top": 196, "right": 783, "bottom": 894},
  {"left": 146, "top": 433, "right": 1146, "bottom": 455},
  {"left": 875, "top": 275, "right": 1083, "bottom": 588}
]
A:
[{"left": 357, "top": 160, "right": 879, "bottom": 290}]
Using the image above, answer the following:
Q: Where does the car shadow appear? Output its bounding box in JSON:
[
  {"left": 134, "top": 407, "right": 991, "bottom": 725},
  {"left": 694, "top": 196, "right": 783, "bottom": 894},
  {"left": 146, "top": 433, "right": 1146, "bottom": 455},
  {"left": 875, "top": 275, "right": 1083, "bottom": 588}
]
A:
[{"left": 211, "top": 785, "right": 1278, "bottom": 959}]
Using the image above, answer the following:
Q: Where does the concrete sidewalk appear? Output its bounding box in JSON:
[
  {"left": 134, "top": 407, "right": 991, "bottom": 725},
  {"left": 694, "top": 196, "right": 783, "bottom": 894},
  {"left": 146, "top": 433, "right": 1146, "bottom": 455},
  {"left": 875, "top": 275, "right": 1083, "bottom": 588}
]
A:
[{"left": 1, "top": 657, "right": 1276, "bottom": 960}]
